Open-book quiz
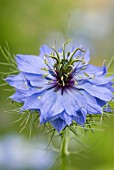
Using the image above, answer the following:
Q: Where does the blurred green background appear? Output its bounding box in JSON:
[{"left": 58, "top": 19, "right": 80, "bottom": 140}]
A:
[{"left": 0, "top": 0, "right": 114, "bottom": 169}]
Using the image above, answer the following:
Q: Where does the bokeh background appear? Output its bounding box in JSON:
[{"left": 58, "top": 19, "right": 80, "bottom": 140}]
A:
[{"left": 0, "top": 0, "right": 114, "bottom": 169}]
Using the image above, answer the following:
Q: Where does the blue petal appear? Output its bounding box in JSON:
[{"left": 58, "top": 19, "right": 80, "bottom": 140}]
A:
[
  {"left": 40, "top": 114, "right": 59, "bottom": 124},
  {"left": 87, "top": 76, "right": 114, "bottom": 85},
  {"left": 23, "top": 73, "right": 48, "bottom": 87},
  {"left": 10, "top": 88, "right": 39, "bottom": 102},
  {"left": 103, "top": 104, "right": 113, "bottom": 113},
  {"left": 38, "top": 90, "right": 64, "bottom": 117},
  {"left": 77, "top": 64, "right": 107, "bottom": 78},
  {"left": 77, "top": 83, "right": 113, "bottom": 101},
  {"left": 96, "top": 98, "right": 107, "bottom": 107},
  {"left": 86, "top": 64, "right": 107, "bottom": 76},
  {"left": 10, "top": 90, "right": 26, "bottom": 102},
  {"left": 5, "top": 72, "right": 47, "bottom": 90},
  {"left": 22, "top": 89, "right": 64, "bottom": 117},
  {"left": 5, "top": 73, "right": 29, "bottom": 90},
  {"left": 50, "top": 118, "right": 67, "bottom": 132},
  {"left": 62, "top": 89, "right": 87, "bottom": 116},
  {"left": 39, "top": 45, "right": 54, "bottom": 66},
  {"left": 103, "top": 82, "right": 114, "bottom": 92},
  {"left": 16, "top": 54, "right": 47, "bottom": 74},
  {"left": 82, "top": 91, "right": 102, "bottom": 114},
  {"left": 40, "top": 45, "right": 52, "bottom": 56},
  {"left": 21, "top": 91, "right": 44, "bottom": 111},
  {"left": 73, "top": 108, "right": 87, "bottom": 125},
  {"left": 59, "top": 111, "right": 72, "bottom": 126},
  {"left": 40, "top": 110, "right": 72, "bottom": 127}
]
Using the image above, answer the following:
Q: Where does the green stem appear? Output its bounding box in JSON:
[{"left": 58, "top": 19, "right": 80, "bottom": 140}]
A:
[{"left": 60, "top": 130, "right": 69, "bottom": 170}]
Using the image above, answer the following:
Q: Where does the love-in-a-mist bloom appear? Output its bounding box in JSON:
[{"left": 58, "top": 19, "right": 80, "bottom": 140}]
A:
[{"left": 5, "top": 42, "right": 114, "bottom": 132}]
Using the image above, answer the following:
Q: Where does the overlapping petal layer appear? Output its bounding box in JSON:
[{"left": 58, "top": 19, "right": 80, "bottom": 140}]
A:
[{"left": 5, "top": 44, "right": 114, "bottom": 132}]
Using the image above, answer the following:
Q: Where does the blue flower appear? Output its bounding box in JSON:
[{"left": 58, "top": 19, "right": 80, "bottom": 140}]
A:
[{"left": 5, "top": 43, "right": 114, "bottom": 132}]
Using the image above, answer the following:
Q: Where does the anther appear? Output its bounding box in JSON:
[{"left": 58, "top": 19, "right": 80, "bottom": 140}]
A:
[
  {"left": 61, "top": 76, "right": 65, "bottom": 86},
  {"left": 38, "top": 96, "right": 42, "bottom": 99},
  {"left": 41, "top": 68, "right": 49, "bottom": 71},
  {"left": 84, "top": 72, "right": 89, "bottom": 77},
  {"left": 42, "top": 74, "right": 49, "bottom": 78}
]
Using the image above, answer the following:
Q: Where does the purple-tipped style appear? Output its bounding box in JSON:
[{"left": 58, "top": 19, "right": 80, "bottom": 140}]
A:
[{"left": 5, "top": 42, "right": 114, "bottom": 132}]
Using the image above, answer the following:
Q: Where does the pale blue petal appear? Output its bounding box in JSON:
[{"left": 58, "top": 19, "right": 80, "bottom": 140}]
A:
[
  {"left": 22, "top": 89, "right": 64, "bottom": 116},
  {"left": 77, "top": 64, "right": 107, "bottom": 78},
  {"left": 59, "top": 111, "right": 72, "bottom": 126},
  {"left": 63, "top": 89, "right": 87, "bottom": 116},
  {"left": 73, "top": 109, "right": 87, "bottom": 125},
  {"left": 39, "top": 45, "right": 54, "bottom": 66},
  {"left": 38, "top": 90, "right": 64, "bottom": 117},
  {"left": 10, "top": 90, "right": 26, "bottom": 102},
  {"left": 50, "top": 118, "right": 66, "bottom": 132},
  {"left": 5, "top": 72, "right": 47, "bottom": 90},
  {"left": 16, "top": 54, "right": 47, "bottom": 74},
  {"left": 23, "top": 73, "right": 48, "bottom": 87},
  {"left": 10, "top": 88, "right": 39, "bottom": 102},
  {"left": 21, "top": 91, "right": 44, "bottom": 111},
  {"left": 103, "top": 82, "right": 114, "bottom": 92},
  {"left": 77, "top": 83, "right": 113, "bottom": 101},
  {"left": 5, "top": 73, "right": 29, "bottom": 90},
  {"left": 96, "top": 98, "right": 107, "bottom": 107},
  {"left": 103, "top": 104, "right": 113, "bottom": 112},
  {"left": 40, "top": 114, "right": 59, "bottom": 124},
  {"left": 87, "top": 76, "right": 114, "bottom": 85},
  {"left": 40, "top": 110, "right": 72, "bottom": 127},
  {"left": 40, "top": 45, "right": 52, "bottom": 56},
  {"left": 82, "top": 91, "right": 102, "bottom": 114}
]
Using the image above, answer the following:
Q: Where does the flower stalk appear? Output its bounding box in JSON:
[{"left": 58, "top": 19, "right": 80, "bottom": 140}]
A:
[{"left": 60, "top": 130, "right": 69, "bottom": 170}]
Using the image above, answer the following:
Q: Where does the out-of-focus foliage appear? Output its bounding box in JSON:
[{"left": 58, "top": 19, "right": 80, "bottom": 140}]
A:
[{"left": 0, "top": 0, "right": 114, "bottom": 170}]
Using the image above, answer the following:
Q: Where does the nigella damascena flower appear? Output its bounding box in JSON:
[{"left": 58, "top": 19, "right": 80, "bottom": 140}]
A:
[{"left": 5, "top": 42, "right": 114, "bottom": 132}]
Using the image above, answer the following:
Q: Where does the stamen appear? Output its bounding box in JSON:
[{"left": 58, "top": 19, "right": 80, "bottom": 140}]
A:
[
  {"left": 78, "top": 75, "right": 83, "bottom": 78},
  {"left": 44, "top": 59, "right": 48, "bottom": 65},
  {"left": 84, "top": 72, "right": 89, "bottom": 77},
  {"left": 68, "top": 48, "right": 85, "bottom": 63},
  {"left": 61, "top": 76, "right": 65, "bottom": 86},
  {"left": 64, "top": 73, "right": 69, "bottom": 78},
  {"left": 38, "top": 96, "right": 42, "bottom": 99},
  {"left": 67, "top": 52, "right": 70, "bottom": 57},
  {"left": 70, "top": 59, "right": 85, "bottom": 65},
  {"left": 81, "top": 66, "right": 86, "bottom": 70},
  {"left": 75, "top": 81, "right": 78, "bottom": 85},
  {"left": 52, "top": 46, "right": 60, "bottom": 60},
  {"left": 91, "top": 75, "right": 95, "bottom": 79},
  {"left": 41, "top": 68, "right": 49, "bottom": 71},
  {"left": 42, "top": 74, "right": 49, "bottom": 78},
  {"left": 43, "top": 58, "right": 52, "bottom": 71},
  {"left": 67, "top": 65, "right": 73, "bottom": 73},
  {"left": 62, "top": 39, "right": 71, "bottom": 61},
  {"left": 45, "top": 54, "right": 59, "bottom": 63}
]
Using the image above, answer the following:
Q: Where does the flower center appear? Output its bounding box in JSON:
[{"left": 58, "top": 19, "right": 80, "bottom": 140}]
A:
[
  {"left": 54, "top": 59, "right": 74, "bottom": 87},
  {"left": 42, "top": 41, "right": 86, "bottom": 91}
]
